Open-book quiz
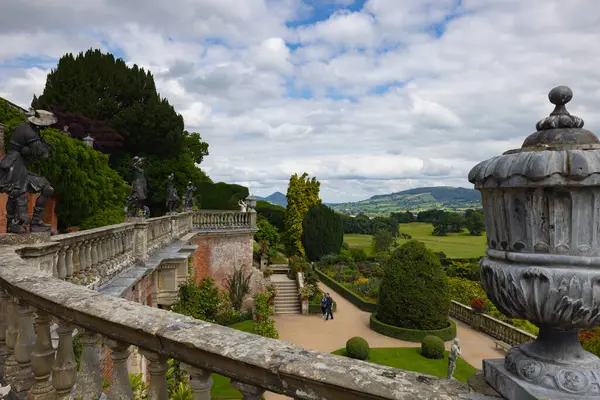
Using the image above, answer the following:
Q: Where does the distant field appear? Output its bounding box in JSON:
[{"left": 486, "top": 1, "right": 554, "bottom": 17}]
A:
[{"left": 344, "top": 222, "right": 487, "bottom": 259}]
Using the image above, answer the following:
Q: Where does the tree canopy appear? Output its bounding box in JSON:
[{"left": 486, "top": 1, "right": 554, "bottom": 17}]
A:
[
  {"left": 283, "top": 173, "right": 321, "bottom": 256},
  {"left": 301, "top": 203, "right": 343, "bottom": 261},
  {"left": 32, "top": 48, "right": 244, "bottom": 213}
]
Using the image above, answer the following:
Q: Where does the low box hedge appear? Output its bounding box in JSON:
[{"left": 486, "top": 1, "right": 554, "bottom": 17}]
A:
[
  {"left": 308, "top": 302, "right": 337, "bottom": 314},
  {"left": 370, "top": 314, "right": 456, "bottom": 342},
  {"left": 315, "top": 269, "right": 377, "bottom": 313}
]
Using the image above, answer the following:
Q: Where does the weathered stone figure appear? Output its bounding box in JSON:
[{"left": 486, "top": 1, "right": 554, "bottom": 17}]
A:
[
  {"left": 126, "top": 156, "right": 147, "bottom": 217},
  {"left": 166, "top": 173, "right": 179, "bottom": 213},
  {"left": 184, "top": 181, "right": 196, "bottom": 210},
  {"left": 0, "top": 110, "right": 55, "bottom": 233},
  {"left": 238, "top": 199, "right": 247, "bottom": 212},
  {"left": 447, "top": 338, "right": 461, "bottom": 379}
]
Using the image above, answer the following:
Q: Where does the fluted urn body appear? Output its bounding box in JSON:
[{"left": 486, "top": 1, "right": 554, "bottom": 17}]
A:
[{"left": 469, "top": 86, "right": 600, "bottom": 399}]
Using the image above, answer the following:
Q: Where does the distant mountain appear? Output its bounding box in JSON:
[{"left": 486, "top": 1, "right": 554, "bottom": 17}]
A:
[
  {"left": 331, "top": 186, "right": 481, "bottom": 215},
  {"left": 256, "top": 191, "right": 287, "bottom": 207}
]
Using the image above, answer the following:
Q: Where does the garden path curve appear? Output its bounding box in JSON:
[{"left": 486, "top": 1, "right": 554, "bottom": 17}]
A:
[{"left": 264, "top": 282, "right": 504, "bottom": 400}]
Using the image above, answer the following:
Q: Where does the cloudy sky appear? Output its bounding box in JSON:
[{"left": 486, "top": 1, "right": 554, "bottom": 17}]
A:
[{"left": 1, "top": 0, "right": 599, "bottom": 203}]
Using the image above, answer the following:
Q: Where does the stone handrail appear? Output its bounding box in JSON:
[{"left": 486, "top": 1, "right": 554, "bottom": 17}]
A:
[
  {"left": 297, "top": 271, "right": 308, "bottom": 315},
  {"left": 192, "top": 210, "right": 256, "bottom": 230},
  {"left": 449, "top": 300, "right": 537, "bottom": 345},
  {"left": 0, "top": 249, "right": 471, "bottom": 399}
]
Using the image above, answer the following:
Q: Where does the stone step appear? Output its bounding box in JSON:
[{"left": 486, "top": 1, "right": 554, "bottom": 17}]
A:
[
  {"left": 275, "top": 309, "right": 301, "bottom": 315},
  {"left": 274, "top": 306, "right": 301, "bottom": 313},
  {"left": 276, "top": 288, "right": 298, "bottom": 293},
  {"left": 275, "top": 299, "right": 300, "bottom": 306}
]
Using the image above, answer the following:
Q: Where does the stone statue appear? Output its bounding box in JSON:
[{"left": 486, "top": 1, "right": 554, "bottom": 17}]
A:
[
  {"left": 165, "top": 173, "right": 179, "bottom": 213},
  {"left": 238, "top": 199, "right": 247, "bottom": 212},
  {"left": 0, "top": 110, "right": 55, "bottom": 234},
  {"left": 184, "top": 181, "right": 196, "bottom": 210},
  {"left": 126, "top": 156, "right": 147, "bottom": 217},
  {"left": 447, "top": 338, "right": 461, "bottom": 379},
  {"left": 62, "top": 126, "right": 71, "bottom": 137}
]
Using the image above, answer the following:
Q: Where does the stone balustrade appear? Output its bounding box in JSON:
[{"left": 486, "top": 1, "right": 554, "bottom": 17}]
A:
[
  {"left": 449, "top": 300, "right": 536, "bottom": 346},
  {"left": 192, "top": 210, "right": 255, "bottom": 230},
  {"left": 0, "top": 248, "right": 471, "bottom": 399}
]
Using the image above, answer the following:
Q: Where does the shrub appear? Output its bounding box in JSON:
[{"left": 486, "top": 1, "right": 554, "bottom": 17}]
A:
[
  {"left": 301, "top": 204, "right": 344, "bottom": 261},
  {"left": 224, "top": 266, "right": 253, "bottom": 311},
  {"left": 421, "top": 335, "right": 445, "bottom": 359},
  {"left": 346, "top": 337, "right": 370, "bottom": 360},
  {"left": 376, "top": 240, "right": 450, "bottom": 331},
  {"left": 172, "top": 278, "right": 220, "bottom": 322},
  {"left": 349, "top": 248, "right": 368, "bottom": 262}
]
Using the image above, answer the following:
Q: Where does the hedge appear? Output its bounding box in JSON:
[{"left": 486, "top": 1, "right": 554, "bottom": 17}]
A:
[
  {"left": 370, "top": 314, "right": 456, "bottom": 342},
  {"left": 315, "top": 269, "right": 377, "bottom": 312}
]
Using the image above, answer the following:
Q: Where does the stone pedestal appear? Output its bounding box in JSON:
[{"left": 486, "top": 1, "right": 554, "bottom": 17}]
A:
[{"left": 0, "top": 232, "right": 51, "bottom": 245}]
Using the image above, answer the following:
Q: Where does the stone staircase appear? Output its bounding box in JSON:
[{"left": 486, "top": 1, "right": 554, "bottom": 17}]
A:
[{"left": 271, "top": 274, "right": 301, "bottom": 315}]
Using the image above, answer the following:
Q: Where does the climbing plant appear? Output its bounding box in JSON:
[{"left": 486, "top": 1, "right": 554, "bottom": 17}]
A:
[{"left": 283, "top": 173, "right": 320, "bottom": 257}]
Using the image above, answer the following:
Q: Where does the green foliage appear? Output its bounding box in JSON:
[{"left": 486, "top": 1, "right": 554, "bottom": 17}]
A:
[
  {"left": 445, "top": 260, "right": 481, "bottom": 281},
  {"left": 256, "top": 200, "right": 285, "bottom": 231},
  {"left": 377, "top": 241, "right": 451, "bottom": 331},
  {"left": 254, "top": 319, "right": 279, "bottom": 339},
  {"left": 346, "top": 337, "right": 370, "bottom": 360},
  {"left": 26, "top": 129, "right": 129, "bottom": 230},
  {"left": 0, "top": 98, "right": 26, "bottom": 151},
  {"left": 170, "top": 382, "right": 193, "bottom": 400},
  {"left": 349, "top": 248, "right": 368, "bottom": 262},
  {"left": 371, "top": 229, "right": 394, "bottom": 253},
  {"left": 421, "top": 335, "right": 445, "bottom": 359},
  {"left": 172, "top": 278, "right": 221, "bottom": 322},
  {"left": 283, "top": 173, "right": 321, "bottom": 256},
  {"left": 196, "top": 181, "right": 249, "bottom": 210},
  {"left": 129, "top": 373, "right": 148, "bottom": 399},
  {"left": 464, "top": 209, "right": 485, "bottom": 236},
  {"left": 224, "top": 267, "right": 253, "bottom": 311},
  {"left": 370, "top": 314, "right": 456, "bottom": 342},
  {"left": 301, "top": 204, "right": 343, "bottom": 261},
  {"left": 73, "top": 332, "right": 83, "bottom": 369},
  {"left": 252, "top": 289, "right": 280, "bottom": 339},
  {"left": 432, "top": 213, "right": 465, "bottom": 236},
  {"left": 254, "top": 217, "right": 280, "bottom": 256}
]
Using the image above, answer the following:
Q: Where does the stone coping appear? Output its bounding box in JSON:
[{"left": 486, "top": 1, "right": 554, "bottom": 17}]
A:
[{"left": 0, "top": 247, "right": 476, "bottom": 400}]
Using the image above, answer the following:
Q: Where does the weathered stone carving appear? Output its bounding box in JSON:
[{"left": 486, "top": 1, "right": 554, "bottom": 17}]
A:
[
  {"left": 166, "top": 173, "right": 179, "bottom": 213},
  {"left": 184, "top": 181, "right": 196, "bottom": 210},
  {"left": 447, "top": 338, "right": 461, "bottom": 380},
  {"left": 126, "top": 156, "right": 148, "bottom": 217},
  {"left": 238, "top": 199, "right": 247, "bottom": 212},
  {"left": 470, "top": 86, "right": 600, "bottom": 399},
  {"left": 0, "top": 110, "right": 55, "bottom": 234}
]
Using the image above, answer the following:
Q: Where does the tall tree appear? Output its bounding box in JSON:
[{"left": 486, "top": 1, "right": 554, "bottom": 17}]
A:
[
  {"left": 283, "top": 173, "right": 320, "bottom": 256},
  {"left": 301, "top": 204, "right": 343, "bottom": 261}
]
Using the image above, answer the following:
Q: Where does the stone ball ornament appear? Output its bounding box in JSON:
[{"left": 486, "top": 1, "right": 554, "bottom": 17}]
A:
[{"left": 469, "top": 86, "right": 600, "bottom": 399}]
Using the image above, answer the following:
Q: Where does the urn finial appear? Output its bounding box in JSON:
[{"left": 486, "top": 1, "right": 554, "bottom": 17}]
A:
[{"left": 535, "top": 85, "right": 585, "bottom": 132}]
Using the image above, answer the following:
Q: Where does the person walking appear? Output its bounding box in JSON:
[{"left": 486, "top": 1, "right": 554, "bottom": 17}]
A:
[
  {"left": 325, "top": 293, "right": 334, "bottom": 321},
  {"left": 320, "top": 293, "right": 327, "bottom": 319}
]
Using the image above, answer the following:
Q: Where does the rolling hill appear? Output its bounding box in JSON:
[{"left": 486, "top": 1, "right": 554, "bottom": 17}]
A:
[
  {"left": 331, "top": 186, "right": 481, "bottom": 215},
  {"left": 256, "top": 191, "right": 287, "bottom": 207}
]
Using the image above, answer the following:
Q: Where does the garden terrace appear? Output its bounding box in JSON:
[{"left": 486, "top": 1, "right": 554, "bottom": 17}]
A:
[{"left": 0, "top": 214, "right": 478, "bottom": 399}]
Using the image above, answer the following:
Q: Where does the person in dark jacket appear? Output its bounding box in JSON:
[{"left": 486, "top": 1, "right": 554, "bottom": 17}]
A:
[
  {"left": 325, "top": 293, "right": 334, "bottom": 321},
  {"left": 320, "top": 293, "right": 327, "bottom": 319}
]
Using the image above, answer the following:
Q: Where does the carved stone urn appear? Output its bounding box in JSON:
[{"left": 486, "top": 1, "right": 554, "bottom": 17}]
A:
[{"left": 469, "top": 86, "right": 600, "bottom": 399}]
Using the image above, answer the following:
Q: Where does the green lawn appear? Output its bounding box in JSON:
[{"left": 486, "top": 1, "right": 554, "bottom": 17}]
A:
[
  {"left": 345, "top": 222, "right": 487, "bottom": 258},
  {"left": 212, "top": 320, "right": 254, "bottom": 399},
  {"left": 332, "top": 347, "right": 477, "bottom": 383}
]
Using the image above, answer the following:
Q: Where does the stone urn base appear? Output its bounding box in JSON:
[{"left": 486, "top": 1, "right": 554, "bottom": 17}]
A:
[{"left": 484, "top": 328, "right": 600, "bottom": 399}]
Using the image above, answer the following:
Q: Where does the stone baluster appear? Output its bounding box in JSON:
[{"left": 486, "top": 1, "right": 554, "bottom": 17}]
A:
[
  {"left": 29, "top": 311, "right": 57, "bottom": 399},
  {"left": 90, "top": 239, "right": 99, "bottom": 273},
  {"left": 73, "top": 329, "right": 102, "bottom": 399},
  {"left": 105, "top": 339, "right": 134, "bottom": 400},
  {"left": 4, "top": 297, "right": 19, "bottom": 382},
  {"left": 13, "top": 302, "right": 36, "bottom": 394},
  {"left": 65, "top": 245, "right": 74, "bottom": 280},
  {"left": 0, "top": 290, "right": 10, "bottom": 365},
  {"left": 71, "top": 243, "right": 81, "bottom": 283},
  {"left": 51, "top": 321, "right": 77, "bottom": 398},
  {"left": 80, "top": 241, "right": 89, "bottom": 274},
  {"left": 56, "top": 248, "right": 67, "bottom": 280},
  {"left": 139, "top": 350, "right": 169, "bottom": 400},
  {"left": 231, "top": 381, "right": 265, "bottom": 400},
  {"left": 181, "top": 363, "right": 213, "bottom": 400}
]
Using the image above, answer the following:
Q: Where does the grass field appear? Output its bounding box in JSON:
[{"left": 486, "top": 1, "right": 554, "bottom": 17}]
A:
[
  {"left": 345, "top": 222, "right": 487, "bottom": 258},
  {"left": 332, "top": 347, "right": 477, "bottom": 383}
]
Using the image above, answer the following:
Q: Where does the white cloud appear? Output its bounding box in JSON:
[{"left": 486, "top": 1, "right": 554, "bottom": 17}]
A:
[{"left": 1, "top": 0, "right": 600, "bottom": 203}]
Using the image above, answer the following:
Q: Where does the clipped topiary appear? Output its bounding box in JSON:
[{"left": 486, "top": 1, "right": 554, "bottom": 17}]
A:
[
  {"left": 376, "top": 240, "right": 451, "bottom": 331},
  {"left": 421, "top": 335, "right": 445, "bottom": 359},
  {"left": 301, "top": 203, "right": 344, "bottom": 261},
  {"left": 346, "top": 337, "right": 370, "bottom": 360}
]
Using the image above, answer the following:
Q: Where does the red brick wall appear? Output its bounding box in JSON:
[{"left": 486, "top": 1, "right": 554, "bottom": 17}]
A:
[
  {"left": 191, "top": 236, "right": 211, "bottom": 285},
  {"left": 0, "top": 192, "right": 58, "bottom": 233},
  {"left": 101, "top": 346, "right": 113, "bottom": 392}
]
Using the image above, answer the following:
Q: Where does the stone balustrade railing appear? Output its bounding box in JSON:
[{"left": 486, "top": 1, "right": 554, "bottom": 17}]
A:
[
  {"left": 449, "top": 300, "right": 536, "bottom": 345},
  {"left": 192, "top": 210, "right": 256, "bottom": 230},
  {"left": 0, "top": 249, "right": 471, "bottom": 399}
]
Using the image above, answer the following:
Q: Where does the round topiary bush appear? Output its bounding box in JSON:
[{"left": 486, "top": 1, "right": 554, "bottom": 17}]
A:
[
  {"left": 376, "top": 240, "right": 451, "bottom": 331},
  {"left": 421, "top": 335, "right": 445, "bottom": 359},
  {"left": 346, "top": 337, "right": 370, "bottom": 360}
]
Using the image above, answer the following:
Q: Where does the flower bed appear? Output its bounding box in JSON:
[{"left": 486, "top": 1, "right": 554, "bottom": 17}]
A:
[
  {"left": 315, "top": 269, "right": 377, "bottom": 312},
  {"left": 370, "top": 314, "right": 456, "bottom": 342}
]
